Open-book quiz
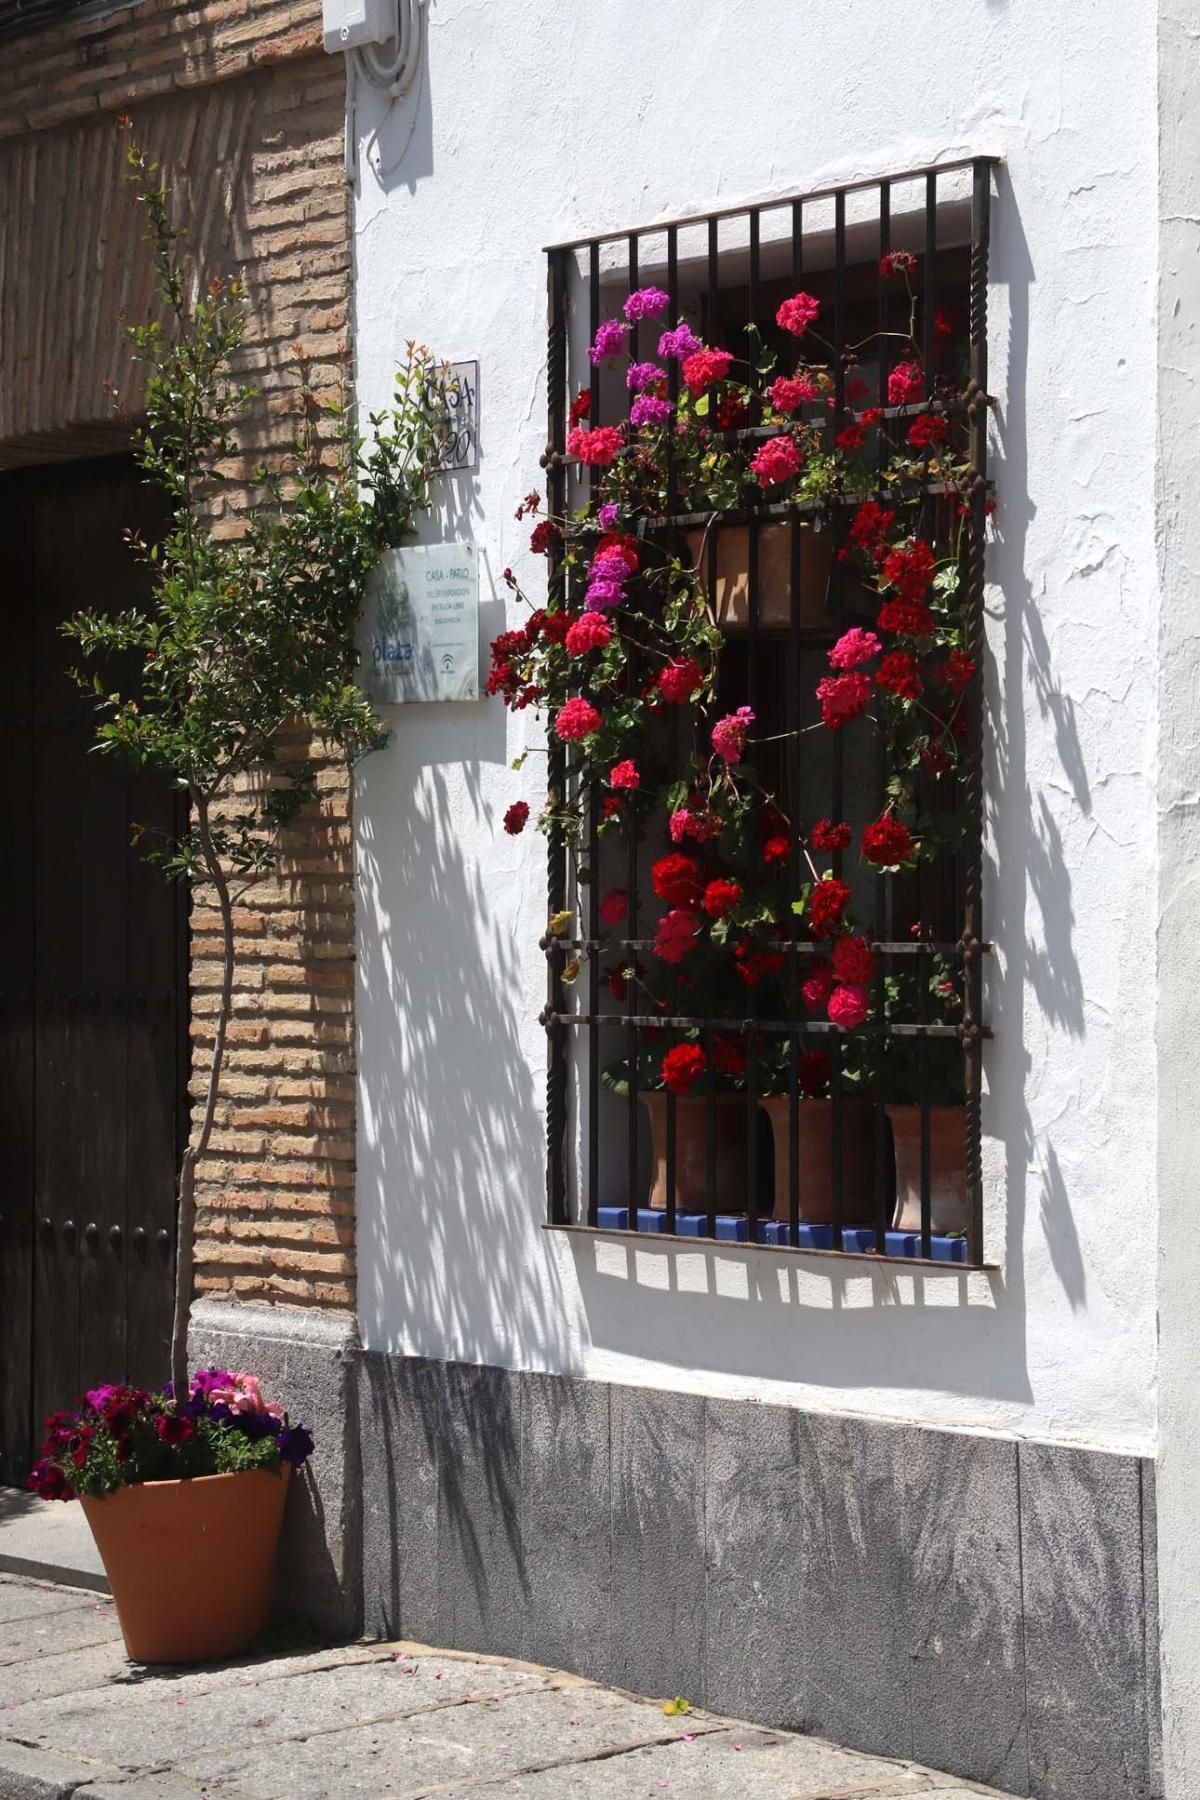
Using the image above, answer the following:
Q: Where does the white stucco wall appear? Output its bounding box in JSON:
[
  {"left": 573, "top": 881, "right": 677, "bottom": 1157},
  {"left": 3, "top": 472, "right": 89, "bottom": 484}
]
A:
[{"left": 351, "top": 0, "right": 1161, "bottom": 1454}]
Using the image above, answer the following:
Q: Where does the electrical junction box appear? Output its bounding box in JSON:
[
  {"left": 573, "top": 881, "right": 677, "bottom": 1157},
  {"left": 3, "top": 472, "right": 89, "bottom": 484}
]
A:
[{"left": 322, "top": 0, "right": 391, "bottom": 54}]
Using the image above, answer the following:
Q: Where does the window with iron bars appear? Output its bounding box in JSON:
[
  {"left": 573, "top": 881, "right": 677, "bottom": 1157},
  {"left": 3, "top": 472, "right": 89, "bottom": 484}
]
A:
[{"left": 532, "top": 160, "right": 993, "bottom": 1268}]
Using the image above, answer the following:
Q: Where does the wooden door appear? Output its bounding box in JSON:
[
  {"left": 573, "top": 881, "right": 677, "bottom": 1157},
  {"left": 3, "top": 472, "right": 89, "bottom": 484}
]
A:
[{"left": 0, "top": 456, "right": 185, "bottom": 1486}]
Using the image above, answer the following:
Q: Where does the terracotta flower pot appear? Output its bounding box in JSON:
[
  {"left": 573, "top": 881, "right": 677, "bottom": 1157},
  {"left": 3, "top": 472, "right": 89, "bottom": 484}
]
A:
[
  {"left": 81, "top": 1465, "right": 290, "bottom": 1664},
  {"left": 887, "top": 1104, "right": 968, "bottom": 1233},
  {"left": 760, "top": 1095, "right": 879, "bottom": 1226},
  {"left": 641, "top": 1092, "right": 748, "bottom": 1214},
  {"left": 683, "top": 522, "right": 832, "bottom": 629}
]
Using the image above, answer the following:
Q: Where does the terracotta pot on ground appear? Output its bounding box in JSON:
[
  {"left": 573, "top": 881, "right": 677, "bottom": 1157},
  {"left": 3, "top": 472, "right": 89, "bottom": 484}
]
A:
[
  {"left": 81, "top": 1465, "right": 290, "bottom": 1663},
  {"left": 760, "top": 1096, "right": 878, "bottom": 1226},
  {"left": 887, "top": 1104, "right": 969, "bottom": 1234},
  {"left": 683, "top": 522, "right": 832, "bottom": 629},
  {"left": 641, "top": 1092, "right": 749, "bottom": 1214}
]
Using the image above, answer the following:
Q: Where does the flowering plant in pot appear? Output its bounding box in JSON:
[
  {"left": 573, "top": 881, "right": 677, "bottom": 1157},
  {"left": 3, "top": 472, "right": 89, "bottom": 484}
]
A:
[
  {"left": 29, "top": 1373, "right": 313, "bottom": 1662},
  {"left": 28, "top": 126, "right": 449, "bottom": 1660},
  {"left": 493, "top": 256, "right": 987, "bottom": 1229}
]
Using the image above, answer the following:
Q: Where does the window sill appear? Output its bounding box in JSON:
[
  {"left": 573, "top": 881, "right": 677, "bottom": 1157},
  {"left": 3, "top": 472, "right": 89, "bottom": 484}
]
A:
[{"left": 544, "top": 1221, "right": 996, "bottom": 1273}]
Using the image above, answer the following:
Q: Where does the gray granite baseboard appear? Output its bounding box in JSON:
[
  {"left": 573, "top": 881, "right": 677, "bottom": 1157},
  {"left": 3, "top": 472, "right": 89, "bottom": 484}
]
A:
[
  {"left": 357, "top": 1352, "right": 1161, "bottom": 1800},
  {"left": 189, "top": 1299, "right": 362, "bottom": 1641}
]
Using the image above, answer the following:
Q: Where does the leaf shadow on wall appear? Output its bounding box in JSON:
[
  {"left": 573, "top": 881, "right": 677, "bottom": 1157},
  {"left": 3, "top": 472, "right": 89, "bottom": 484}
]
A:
[
  {"left": 355, "top": 753, "right": 570, "bottom": 1377},
  {"left": 986, "top": 170, "right": 1086, "bottom": 1315}
]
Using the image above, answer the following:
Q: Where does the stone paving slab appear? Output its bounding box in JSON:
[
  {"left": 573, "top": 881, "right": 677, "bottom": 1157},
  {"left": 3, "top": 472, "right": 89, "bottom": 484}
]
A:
[
  {"left": 0, "top": 1576, "right": 1011, "bottom": 1800},
  {"left": 0, "top": 1491, "right": 107, "bottom": 1595}
]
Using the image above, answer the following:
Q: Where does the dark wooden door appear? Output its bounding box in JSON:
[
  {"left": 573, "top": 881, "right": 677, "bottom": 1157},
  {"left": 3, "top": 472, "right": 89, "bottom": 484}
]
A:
[{"left": 0, "top": 455, "right": 185, "bottom": 1486}]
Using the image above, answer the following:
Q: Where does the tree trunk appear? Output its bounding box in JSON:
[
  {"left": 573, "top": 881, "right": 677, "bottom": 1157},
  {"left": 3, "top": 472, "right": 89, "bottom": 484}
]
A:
[{"left": 170, "top": 791, "right": 235, "bottom": 1405}]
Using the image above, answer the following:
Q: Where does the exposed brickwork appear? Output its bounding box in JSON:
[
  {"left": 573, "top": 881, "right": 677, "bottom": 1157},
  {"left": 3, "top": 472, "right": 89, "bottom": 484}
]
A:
[{"left": 1, "top": 1, "right": 358, "bottom": 1311}]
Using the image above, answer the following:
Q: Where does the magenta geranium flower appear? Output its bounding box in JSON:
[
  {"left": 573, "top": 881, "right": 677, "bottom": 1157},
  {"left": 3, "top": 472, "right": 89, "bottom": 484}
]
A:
[{"left": 623, "top": 286, "right": 670, "bottom": 322}]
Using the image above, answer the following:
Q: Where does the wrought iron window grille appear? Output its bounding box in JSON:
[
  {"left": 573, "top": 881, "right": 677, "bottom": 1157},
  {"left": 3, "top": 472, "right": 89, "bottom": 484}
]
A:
[{"left": 540, "top": 158, "right": 996, "bottom": 1269}]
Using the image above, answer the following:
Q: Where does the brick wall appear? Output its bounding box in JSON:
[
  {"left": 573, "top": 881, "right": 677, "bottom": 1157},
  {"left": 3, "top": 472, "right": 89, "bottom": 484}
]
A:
[{"left": 0, "top": 0, "right": 359, "bottom": 1311}]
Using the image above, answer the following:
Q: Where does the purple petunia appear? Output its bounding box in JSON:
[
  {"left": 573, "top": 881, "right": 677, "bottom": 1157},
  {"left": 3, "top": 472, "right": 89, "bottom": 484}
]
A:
[
  {"left": 630, "top": 392, "right": 673, "bottom": 428},
  {"left": 623, "top": 286, "right": 670, "bottom": 322},
  {"left": 658, "top": 322, "right": 702, "bottom": 361},
  {"left": 588, "top": 319, "right": 629, "bottom": 365},
  {"left": 279, "top": 1425, "right": 314, "bottom": 1466}
]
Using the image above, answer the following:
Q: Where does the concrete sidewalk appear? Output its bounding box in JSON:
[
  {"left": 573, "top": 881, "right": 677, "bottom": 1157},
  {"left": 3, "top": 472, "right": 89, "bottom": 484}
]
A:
[{"left": 0, "top": 1574, "right": 1007, "bottom": 1800}]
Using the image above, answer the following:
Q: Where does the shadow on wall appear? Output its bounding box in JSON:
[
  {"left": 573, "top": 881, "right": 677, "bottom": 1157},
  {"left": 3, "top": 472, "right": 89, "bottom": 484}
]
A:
[
  {"left": 986, "top": 167, "right": 1088, "bottom": 1316},
  {"left": 356, "top": 737, "right": 572, "bottom": 1374}
]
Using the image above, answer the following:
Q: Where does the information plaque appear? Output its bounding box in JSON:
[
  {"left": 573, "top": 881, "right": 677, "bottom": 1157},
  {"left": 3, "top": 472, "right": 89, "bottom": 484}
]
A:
[{"left": 362, "top": 542, "right": 479, "bottom": 704}]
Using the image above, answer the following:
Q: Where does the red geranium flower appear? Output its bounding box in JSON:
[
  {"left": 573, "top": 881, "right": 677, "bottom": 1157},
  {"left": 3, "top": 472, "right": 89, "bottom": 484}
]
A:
[
  {"left": 554, "top": 697, "right": 603, "bottom": 741},
  {"left": 776, "top": 291, "right": 821, "bottom": 336},
  {"left": 862, "top": 815, "right": 914, "bottom": 867},
  {"left": 810, "top": 818, "right": 852, "bottom": 852},
  {"left": 941, "top": 649, "right": 976, "bottom": 692},
  {"left": 568, "top": 388, "right": 591, "bottom": 426},
  {"left": 816, "top": 672, "right": 871, "bottom": 729},
  {"left": 907, "top": 412, "right": 948, "bottom": 450},
  {"left": 681, "top": 347, "right": 734, "bottom": 395},
  {"left": 828, "top": 984, "right": 871, "bottom": 1029},
  {"left": 877, "top": 598, "right": 935, "bottom": 637},
  {"left": 881, "top": 538, "right": 937, "bottom": 601},
  {"left": 848, "top": 500, "right": 896, "bottom": 561},
  {"left": 503, "top": 802, "right": 530, "bottom": 835},
  {"left": 762, "top": 833, "right": 790, "bottom": 864},
  {"left": 810, "top": 878, "right": 851, "bottom": 938},
  {"left": 566, "top": 424, "right": 623, "bottom": 467},
  {"left": 653, "top": 908, "right": 702, "bottom": 964},
  {"left": 540, "top": 610, "right": 574, "bottom": 645},
  {"left": 832, "top": 935, "right": 876, "bottom": 984},
  {"left": 887, "top": 360, "right": 925, "bottom": 405},
  {"left": 529, "top": 519, "right": 560, "bottom": 554},
  {"left": 879, "top": 250, "right": 916, "bottom": 280},
  {"left": 609, "top": 758, "right": 639, "bottom": 791},
  {"left": 599, "top": 888, "right": 628, "bottom": 926},
  {"left": 652, "top": 854, "right": 703, "bottom": 907},
  {"left": 768, "top": 374, "right": 817, "bottom": 412},
  {"left": 662, "top": 1043, "right": 707, "bottom": 1095},
  {"left": 802, "top": 961, "right": 835, "bottom": 1011},
  {"left": 564, "top": 613, "right": 612, "bottom": 656},
  {"left": 657, "top": 658, "right": 705, "bottom": 703},
  {"left": 875, "top": 650, "right": 923, "bottom": 700},
  {"left": 701, "top": 878, "right": 742, "bottom": 920},
  {"left": 711, "top": 1034, "right": 748, "bottom": 1077},
  {"left": 836, "top": 422, "right": 865, "bottom": 451}
]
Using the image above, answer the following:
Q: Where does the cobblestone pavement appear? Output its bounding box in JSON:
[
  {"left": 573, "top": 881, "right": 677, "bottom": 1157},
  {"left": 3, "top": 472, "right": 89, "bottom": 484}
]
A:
[{"left": 0, "top": 1575, "right": 1008, "bottom": 1799}]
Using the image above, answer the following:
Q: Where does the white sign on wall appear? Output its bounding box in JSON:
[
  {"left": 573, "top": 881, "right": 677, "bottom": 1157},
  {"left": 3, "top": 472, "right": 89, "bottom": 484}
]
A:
[{"left": 362, "top": 542, "right": 479, "bottom": 704}]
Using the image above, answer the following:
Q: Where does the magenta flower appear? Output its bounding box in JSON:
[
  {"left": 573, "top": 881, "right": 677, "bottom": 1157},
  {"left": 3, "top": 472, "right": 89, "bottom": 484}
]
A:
[
  {"left": 711, "top": 705, "right": 755, "bottom": 764},
  {"left": 827, "top": 984, "right": 871, "bottom": 1029},
  {"left": 750, "top": 435, "right": 802, "bottom": 488},
  {"left": 588, "top": 319, "right": 630, "bottom": 365},
  {"left": 598, "top": 502, "right": 620, "bottom": 529},
  {"left": 630, "top": 393, "right": 673, "bottom": 428},
  {"left": 658, "top": 322, "right": 702, "bottom": 360},
  {"left": 776, "top": 291, "right": 821, "bottom": 336},
  {"left": 554, "top": 697, "right": 603, "bottom": 741},
  {"left": 828, "top": 627, "right": 882, "bottom": 671},
  {"left": 627, "top": 361, "right": 667, "bottom": 392},
  {"left": 623, "top": 286, "right": 671, "bottom": 321}
]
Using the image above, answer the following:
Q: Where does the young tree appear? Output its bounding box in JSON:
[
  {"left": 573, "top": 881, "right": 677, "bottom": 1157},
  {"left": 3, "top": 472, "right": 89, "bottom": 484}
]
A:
[{"left": 65, "top": 134, "right": 451, "bottom": 1403}]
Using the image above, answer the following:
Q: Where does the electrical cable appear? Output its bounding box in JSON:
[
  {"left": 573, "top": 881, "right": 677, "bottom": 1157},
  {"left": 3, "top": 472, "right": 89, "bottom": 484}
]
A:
[{"left": 352, "top": 0, "right": 424, "bottom": 97}]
